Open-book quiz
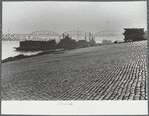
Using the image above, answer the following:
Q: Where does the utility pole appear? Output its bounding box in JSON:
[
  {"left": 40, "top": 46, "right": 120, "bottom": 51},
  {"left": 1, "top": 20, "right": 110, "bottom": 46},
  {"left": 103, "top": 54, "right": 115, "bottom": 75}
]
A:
[
  {"left": 89, "top": 31, "right": 91, "bottom": 41},
  {"left": 77, "top": 27, "right": 80, "bottom": 40},
  {"left": 85, "top": 33, "right": 87, "bottom": 41},
  {"left": 8, "top": 29, "right": 10, "bottom": 40}
]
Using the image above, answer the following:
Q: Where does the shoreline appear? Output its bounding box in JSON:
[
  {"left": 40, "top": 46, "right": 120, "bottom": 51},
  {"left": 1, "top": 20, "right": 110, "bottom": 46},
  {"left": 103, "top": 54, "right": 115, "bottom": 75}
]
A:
[
  {"left": 2, "top": 44, "right": 101, "bottom": 63},
  {"left": 2, "top": 43, "right": 99, "bottom": 63},
  {"left": 2, "top": 49, "right": 65, "bottom": 63},
  {"left": 2, "top": 40, "right": 146, "bottom": 63}
]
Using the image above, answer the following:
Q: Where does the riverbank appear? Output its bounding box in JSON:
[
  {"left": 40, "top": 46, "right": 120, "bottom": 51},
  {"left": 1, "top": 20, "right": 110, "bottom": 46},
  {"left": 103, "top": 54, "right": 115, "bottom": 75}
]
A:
[
  {"left": 1, "top": 41, "right": 147, "bottom": 100},
  {"left": 2, "top": 49, "right": 65, "bottom": 63},
  {"left": 2, "top": 41, "right": 43, "bottom": 60}
]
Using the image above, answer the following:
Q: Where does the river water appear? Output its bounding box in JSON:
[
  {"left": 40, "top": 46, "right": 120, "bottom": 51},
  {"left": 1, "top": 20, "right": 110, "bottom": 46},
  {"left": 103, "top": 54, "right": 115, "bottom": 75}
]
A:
[{"left": 2, "top": 41, "right": 41, "bottom": 60}]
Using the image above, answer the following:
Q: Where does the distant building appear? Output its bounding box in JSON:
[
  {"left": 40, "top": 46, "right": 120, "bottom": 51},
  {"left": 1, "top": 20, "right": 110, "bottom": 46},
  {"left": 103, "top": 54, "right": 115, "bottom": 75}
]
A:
[{"left": 123, "top": 28, "right": 145, "bottom": 42}]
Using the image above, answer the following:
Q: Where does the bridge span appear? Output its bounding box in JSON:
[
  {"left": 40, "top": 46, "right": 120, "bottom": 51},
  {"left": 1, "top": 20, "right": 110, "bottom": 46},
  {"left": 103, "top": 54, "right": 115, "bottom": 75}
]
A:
[{"left": 2, "top": 30, "right": 124, "bottom": 42}]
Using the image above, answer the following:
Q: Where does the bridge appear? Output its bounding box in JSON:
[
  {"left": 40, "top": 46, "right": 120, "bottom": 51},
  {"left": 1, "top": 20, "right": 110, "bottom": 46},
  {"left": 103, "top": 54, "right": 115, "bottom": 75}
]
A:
[
  {"left": 28, "top": 30, "right": 60, "bottom": 41},
  {"left": 94, "top": 30, "right": 123, "bottom": 37},
  {"left": 93, "top": 30, "right": 124, "bottom": 42},
  {"left": 62, "top": 30, "right": 92, "bottom": 41},
  {"left": 2, "top": 30, "right": 124, "bottom": 42},
  {"left": 1, "top": 34, "right": 29, "bottom": 41}
]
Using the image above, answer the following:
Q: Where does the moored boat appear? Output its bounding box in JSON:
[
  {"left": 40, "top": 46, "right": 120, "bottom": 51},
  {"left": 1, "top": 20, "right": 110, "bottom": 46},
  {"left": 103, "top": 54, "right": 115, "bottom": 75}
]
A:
[{"left": 14, "top": 40, "right": 57, "bottom": 51}]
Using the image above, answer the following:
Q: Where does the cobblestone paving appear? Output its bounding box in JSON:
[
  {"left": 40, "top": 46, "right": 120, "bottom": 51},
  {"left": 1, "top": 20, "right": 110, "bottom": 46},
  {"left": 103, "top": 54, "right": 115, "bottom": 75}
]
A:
[{"left": 1, "top": 41, "right": 148, "bottom": 100}]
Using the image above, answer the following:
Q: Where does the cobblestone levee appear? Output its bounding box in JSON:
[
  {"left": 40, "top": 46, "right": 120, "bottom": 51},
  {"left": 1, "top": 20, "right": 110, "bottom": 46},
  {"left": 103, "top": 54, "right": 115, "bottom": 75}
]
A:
[{"left": 1, "top": 41, "right": 148, "bottom": 100}]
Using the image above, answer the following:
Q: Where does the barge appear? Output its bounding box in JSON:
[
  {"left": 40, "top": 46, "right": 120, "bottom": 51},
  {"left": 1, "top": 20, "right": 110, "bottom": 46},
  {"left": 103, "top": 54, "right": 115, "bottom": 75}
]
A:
[{"left": 15, "top": 40, "right": 57, "bottom": 51}]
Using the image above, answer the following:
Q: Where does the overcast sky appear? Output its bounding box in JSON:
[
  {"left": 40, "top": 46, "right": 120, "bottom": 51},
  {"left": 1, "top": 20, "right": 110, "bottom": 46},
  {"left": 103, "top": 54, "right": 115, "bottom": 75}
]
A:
[{"left": 2, "top": 1, "right": 147, "bottom": 34}]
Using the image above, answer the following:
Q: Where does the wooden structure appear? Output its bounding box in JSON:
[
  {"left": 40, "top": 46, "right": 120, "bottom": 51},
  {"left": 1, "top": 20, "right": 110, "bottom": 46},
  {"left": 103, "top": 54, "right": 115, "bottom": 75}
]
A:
[
  {"left": 15, "top": 40, "right": 57, "bottom": 51},
  {"left": 123, "top": 28, "right": 145, "bottom": 42}
]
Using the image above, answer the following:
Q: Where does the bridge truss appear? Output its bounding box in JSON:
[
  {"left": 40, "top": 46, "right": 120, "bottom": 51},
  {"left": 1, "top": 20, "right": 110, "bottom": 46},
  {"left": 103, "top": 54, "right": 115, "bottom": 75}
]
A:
[
  {"left": 2, "top": 30, "right": 124, "bottom": 42},
  {"left": 94, "top": 30, "right": 124, "bottom": 42},
  {"left": 94, "top": 30, "right": 123, "bottom": 37},
  {"left": 62, "top": 30, "right": 92, "bottom": 41},
  {"left": 28, "top": 30, "right": 60, "bottom": 41}
]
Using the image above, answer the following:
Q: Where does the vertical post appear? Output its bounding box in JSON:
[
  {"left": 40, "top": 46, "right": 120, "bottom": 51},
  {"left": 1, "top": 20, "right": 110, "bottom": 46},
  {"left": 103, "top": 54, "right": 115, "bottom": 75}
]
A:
[{"left": 59, "top": 35, "right": 61, "bottom": 40}]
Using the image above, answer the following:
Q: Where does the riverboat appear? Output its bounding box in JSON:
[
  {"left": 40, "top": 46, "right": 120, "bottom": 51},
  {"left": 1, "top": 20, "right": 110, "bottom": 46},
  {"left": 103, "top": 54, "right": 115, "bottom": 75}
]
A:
[{"left": 15, "top": 40, "right": 57, "bottom": 51}]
